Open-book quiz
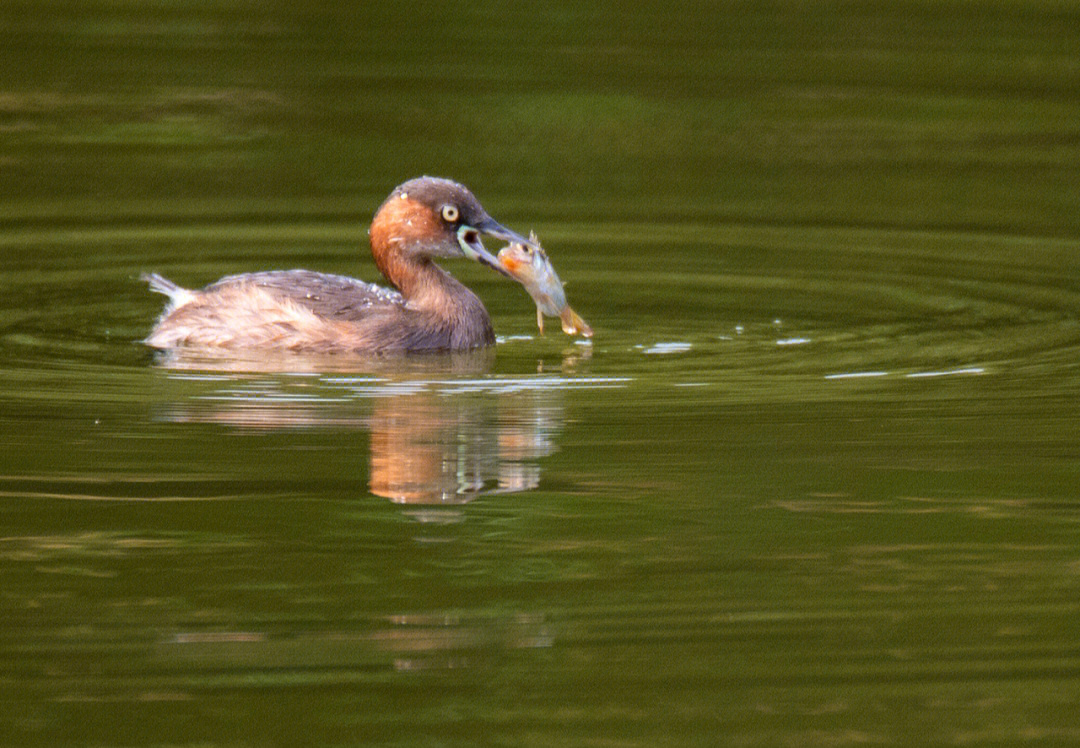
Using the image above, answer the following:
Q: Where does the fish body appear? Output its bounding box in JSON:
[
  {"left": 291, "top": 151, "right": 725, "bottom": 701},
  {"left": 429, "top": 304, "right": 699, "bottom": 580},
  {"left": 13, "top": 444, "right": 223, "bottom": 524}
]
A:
[{"left": 497, "top": 234, "right": 592, "bottom": 337}]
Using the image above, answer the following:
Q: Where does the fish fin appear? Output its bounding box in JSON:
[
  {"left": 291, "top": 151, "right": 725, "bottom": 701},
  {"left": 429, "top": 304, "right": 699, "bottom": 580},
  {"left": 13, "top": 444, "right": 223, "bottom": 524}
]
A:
[{"left": 560, "top": 306, "right": 593, "bottom": 337}]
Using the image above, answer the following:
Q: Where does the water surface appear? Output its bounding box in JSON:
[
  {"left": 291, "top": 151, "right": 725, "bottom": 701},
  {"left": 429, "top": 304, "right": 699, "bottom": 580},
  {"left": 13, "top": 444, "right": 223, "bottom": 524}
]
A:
[{"left": 3, "top": 2, "right": 1080, "bottom": 745}]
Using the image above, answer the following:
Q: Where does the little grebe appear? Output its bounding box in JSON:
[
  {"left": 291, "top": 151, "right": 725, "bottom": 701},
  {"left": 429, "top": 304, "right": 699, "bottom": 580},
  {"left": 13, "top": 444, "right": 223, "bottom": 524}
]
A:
[{"left": 143, "top": 177, "right": 539, "bottom": 353}]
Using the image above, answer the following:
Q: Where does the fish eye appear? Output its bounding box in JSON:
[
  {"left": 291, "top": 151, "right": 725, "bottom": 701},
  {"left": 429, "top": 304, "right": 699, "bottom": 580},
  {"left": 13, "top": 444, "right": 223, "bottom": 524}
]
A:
[{"left": 440, "top": 204, "right": 459, "bottom": 222}]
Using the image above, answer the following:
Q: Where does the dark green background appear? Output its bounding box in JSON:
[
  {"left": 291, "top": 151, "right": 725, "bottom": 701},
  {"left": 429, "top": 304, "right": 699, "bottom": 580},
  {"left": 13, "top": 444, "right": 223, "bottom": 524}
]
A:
[{"left": 2, "top": 1, "right": 1080, "bottom": 745}]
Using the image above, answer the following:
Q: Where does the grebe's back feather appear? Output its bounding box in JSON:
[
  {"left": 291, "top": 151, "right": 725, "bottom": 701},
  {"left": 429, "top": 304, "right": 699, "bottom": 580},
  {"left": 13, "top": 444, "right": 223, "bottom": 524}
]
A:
[{"left": 205, "top": 270, "right": 405, "bottom": 321}]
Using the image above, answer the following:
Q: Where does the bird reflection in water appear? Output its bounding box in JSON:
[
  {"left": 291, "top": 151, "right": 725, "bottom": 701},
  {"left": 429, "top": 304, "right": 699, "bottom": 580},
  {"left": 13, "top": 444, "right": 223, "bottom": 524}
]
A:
[
  {"left": 153, "top": 347, "right": 578, "bottom": 506},
  {"left": 367, "top": 381, "right": 557, "bottom": 503},
  {"left": 153, "top": 348, "right": 583, "bottom": 673}
]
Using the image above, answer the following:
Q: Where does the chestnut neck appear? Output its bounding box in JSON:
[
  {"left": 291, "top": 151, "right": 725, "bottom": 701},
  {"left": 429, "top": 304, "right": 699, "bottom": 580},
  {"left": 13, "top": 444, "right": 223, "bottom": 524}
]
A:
[
  {"left": 369, "top": 231, "right": 489, "bottom": 336},
  {"left": 377, "top": 247, "right": 473, "bottom": 308},
  {"left": 367, "top": 194, "right": 493, "bottom": 349}
]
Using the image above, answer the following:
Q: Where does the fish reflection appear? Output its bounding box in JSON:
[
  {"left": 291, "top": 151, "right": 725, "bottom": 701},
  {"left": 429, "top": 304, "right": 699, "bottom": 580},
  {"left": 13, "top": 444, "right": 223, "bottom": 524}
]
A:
[{"left": 154, "top": 348, "right": 570, "bottom": 505}]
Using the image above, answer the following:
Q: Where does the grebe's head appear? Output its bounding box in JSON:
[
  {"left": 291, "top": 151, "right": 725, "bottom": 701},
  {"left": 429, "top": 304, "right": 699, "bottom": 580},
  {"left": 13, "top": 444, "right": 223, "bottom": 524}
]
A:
[{"left": 370, "top": 177, "right": 538, "bottom": 277}]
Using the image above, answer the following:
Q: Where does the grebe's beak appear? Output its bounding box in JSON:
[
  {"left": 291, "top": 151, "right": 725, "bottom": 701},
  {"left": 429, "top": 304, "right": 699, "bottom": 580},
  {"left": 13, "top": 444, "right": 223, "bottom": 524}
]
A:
[{"left": 457, "top": 217, "right": 540, "bottom": 279}]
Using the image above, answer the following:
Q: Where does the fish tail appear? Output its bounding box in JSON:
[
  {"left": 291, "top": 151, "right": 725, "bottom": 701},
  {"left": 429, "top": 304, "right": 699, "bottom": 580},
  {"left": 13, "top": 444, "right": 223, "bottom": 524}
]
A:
[{"left": 559, "top": 306, "right": 593, "bottom": 337}]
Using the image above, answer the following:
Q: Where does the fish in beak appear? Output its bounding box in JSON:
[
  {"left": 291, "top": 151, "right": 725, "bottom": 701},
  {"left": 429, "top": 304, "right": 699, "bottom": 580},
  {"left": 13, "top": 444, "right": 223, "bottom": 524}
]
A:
[{"left": 457, "top": 216, "right": 541, "bottom": 279}]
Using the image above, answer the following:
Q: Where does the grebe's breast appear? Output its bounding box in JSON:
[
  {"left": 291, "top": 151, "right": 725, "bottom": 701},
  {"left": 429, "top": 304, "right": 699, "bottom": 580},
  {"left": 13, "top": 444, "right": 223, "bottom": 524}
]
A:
[{"left": 206, "top": 269, "right": 405, "bottom": 320}]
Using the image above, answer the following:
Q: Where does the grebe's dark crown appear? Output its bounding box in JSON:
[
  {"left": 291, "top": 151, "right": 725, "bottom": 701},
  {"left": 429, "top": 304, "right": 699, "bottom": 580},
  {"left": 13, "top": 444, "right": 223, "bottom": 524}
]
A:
[{"left": 390, "top": 177, "right": 488, "bottom": 227}]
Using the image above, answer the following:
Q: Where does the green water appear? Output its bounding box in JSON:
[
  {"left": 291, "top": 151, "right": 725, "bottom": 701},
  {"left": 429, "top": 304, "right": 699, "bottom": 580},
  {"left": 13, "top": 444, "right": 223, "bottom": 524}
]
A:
[{"left": 3, "top": 1, "right": 1080, "bottom": 745}]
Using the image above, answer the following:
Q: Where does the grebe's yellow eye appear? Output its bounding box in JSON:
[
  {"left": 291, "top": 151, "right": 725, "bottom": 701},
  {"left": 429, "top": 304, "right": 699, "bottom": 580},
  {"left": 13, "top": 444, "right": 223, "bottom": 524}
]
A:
[{"left": 440, "top": 204, "right": 459, "bottom": 222}]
